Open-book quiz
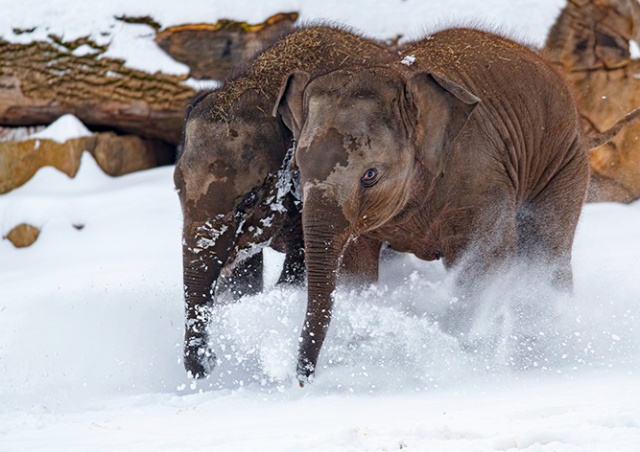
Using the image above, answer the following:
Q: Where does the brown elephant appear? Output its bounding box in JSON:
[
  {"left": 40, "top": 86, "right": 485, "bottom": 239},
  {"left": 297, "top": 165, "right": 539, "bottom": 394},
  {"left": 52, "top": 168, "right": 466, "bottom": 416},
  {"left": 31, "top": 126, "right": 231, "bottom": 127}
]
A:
[
  {"left": 174, "top": 26, "right": 395, "bottom": 379},
  {"left": 275, "top": 28, "right": 592, "bottom": 384}
]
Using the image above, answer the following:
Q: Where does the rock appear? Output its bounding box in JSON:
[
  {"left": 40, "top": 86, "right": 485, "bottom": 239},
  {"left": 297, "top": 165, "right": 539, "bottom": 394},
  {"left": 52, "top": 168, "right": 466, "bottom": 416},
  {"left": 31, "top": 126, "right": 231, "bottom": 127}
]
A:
[
  {"left": 155, "top": 12, "right": 298, "bottom": 80},
  {"left": 4, "top": 223, "right": 40, "bottom": 248},
  {"left": 91, "top": 133, "right": 175, "bottom": 177},
  {"left": 0, "top": 132, "right": 175, "bottom": 194},
  {"left": 0, "top": 137, "right": 85, "bottom": 193},
  {"left": 545, "top": 0, "right": 640, "bottom": 203}
]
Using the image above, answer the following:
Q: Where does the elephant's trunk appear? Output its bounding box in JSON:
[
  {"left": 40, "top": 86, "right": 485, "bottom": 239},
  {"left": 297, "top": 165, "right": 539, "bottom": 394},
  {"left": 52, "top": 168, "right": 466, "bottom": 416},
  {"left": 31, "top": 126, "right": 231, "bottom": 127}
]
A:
[
  {"left": 297, "top": 187, "right": 351, "bottom": 384},
  {"left": 182, "top": 220, "right": 234, "bottom": 378}
]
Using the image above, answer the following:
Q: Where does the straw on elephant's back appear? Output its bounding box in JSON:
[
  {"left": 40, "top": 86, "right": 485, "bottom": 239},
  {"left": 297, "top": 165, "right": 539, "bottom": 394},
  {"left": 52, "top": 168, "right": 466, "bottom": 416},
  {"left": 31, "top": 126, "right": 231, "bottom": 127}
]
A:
[{"left": 206, "top": 26, "right": 393, "bottom": 122}]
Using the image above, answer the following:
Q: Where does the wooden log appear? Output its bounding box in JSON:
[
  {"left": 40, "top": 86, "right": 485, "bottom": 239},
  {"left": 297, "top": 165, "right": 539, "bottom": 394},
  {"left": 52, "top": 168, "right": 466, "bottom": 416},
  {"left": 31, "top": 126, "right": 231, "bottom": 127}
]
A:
[
  {"left": 0, "top": 37, "right": 195, "bottom": 144},
  {"left": 544, "top": 0, "right": 640, "bottom": 203},
  {"left": 155, "top": 12, "right": 298, "bottom": 80}
]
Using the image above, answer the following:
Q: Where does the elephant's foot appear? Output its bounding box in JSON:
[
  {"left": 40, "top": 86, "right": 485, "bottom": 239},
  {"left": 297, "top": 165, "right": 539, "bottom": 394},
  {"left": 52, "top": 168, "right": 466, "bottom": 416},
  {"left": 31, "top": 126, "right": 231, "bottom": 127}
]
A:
[
  {"left": 184, "top": 340, "right": 217, "bottom": 379},
  {"left": 296, "top": 358, "right": 315, "bottom": 387}
]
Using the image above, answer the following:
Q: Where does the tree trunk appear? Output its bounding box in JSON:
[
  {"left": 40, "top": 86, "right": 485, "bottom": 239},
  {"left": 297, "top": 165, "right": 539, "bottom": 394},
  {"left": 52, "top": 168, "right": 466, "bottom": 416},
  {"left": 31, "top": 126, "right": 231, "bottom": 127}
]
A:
[
  {"left": 0, "top": 133, "right": 175, "bottom": 194},
  {"left": 155, "top": 12, "right": 299, "bottom": 81},
  {"left": 0, "top": 38, "right": 195, "bottom": 144},
  {"left": 544, "top": 0, "right": 640, "bottom": 203}
]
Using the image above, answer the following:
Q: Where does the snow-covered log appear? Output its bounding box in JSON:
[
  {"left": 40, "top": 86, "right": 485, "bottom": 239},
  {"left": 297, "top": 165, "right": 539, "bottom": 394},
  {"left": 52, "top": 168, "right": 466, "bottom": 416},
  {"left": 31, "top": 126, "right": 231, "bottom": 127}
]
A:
[{"left": 0, "top": 37, "right": 195, "bottom": 144}]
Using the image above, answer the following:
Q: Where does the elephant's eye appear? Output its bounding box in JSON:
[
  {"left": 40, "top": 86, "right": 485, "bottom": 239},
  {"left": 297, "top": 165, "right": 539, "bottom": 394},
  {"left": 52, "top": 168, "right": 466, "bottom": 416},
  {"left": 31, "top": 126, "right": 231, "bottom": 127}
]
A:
[
  {"left": 360, "top": 168, "right": 379, "bottom": 187},
  {"left": 237, "top": 192, "right": 257, "bottom": 213}
]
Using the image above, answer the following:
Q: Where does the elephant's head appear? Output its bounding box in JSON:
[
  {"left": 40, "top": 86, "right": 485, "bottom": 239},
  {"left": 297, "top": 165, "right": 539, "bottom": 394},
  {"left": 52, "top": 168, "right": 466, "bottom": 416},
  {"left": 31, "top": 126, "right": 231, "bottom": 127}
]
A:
[
  {"left": 175, "top": 90, "right": 295, "bottom": 378},
  {"left": 274, "top": 66, "right": 478, "bottom": 383}
]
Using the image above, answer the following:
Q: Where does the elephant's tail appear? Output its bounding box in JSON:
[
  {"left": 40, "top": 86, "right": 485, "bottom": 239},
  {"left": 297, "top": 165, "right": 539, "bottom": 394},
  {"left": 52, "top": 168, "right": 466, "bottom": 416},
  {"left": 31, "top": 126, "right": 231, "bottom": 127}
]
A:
[{"left": 587, "top": 107, "right": 640, "bottom": 150}]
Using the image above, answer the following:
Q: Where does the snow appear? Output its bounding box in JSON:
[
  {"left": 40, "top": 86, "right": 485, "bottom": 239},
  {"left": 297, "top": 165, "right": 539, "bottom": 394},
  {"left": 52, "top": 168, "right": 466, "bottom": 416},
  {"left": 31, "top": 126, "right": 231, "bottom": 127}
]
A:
[
  {"left": 27, "top": 114, "right": 92, "bottom": 143},
  {"left": 2, "top": 0, "right": 640, "bottom": 450},
  {"left": 401, "top": 54, "right": 417, "bottom": 66},
  {"left": 631, "top": 40, "right": 640, "bottom": 59},
  {"left": 0, "top": 125, "right": 45, "bottom": 142}
]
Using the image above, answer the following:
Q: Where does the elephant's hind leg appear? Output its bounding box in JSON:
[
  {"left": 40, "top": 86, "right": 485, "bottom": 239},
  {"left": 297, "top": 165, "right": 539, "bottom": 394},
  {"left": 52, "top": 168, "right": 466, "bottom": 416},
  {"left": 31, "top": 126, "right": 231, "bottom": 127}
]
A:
[
  {"left": 516, "top": 148, "right": 589, "bottom": 292},
  {"left": 340, "top": 235, "right": 383, "bottom": 286}
]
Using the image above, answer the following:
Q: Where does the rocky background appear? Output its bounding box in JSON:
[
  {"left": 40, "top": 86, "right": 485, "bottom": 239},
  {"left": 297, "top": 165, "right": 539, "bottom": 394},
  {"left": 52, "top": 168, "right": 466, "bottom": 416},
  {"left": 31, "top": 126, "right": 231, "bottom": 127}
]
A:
[{"left": 2, "top": 0, "right": 640, "bottom": 248}]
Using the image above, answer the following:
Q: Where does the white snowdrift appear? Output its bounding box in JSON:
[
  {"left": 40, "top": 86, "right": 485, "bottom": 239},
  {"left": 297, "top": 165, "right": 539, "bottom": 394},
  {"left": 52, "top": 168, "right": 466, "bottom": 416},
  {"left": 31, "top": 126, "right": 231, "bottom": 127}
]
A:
[{"left": 1, "top": 0, "right": 640, "bottom": 450}]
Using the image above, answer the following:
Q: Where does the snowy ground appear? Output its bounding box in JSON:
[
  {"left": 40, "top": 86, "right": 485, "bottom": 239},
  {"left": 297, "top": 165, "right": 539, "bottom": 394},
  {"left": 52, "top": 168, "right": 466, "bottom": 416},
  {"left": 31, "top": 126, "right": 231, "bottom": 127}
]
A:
[{"left": 2, "top": 0, "right": 640, "bottom": 451}]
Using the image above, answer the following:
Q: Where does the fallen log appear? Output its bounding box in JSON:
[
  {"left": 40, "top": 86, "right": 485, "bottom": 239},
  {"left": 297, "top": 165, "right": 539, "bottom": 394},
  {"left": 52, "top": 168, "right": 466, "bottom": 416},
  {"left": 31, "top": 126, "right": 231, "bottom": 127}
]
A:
[
  {"left": 154, "top": 12, "right": 298, "bottom": 80},
  {"left": 0, "top": 37, "right": 195, "bottom": 144}
]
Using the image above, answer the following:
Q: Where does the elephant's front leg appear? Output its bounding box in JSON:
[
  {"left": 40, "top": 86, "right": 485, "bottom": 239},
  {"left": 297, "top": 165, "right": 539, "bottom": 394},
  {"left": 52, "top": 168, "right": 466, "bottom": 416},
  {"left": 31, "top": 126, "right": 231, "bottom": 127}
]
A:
[
  {"left": 277, "top": 194, "right": 306, "bottom": 285},
  {"left": 279, "top": 242, "right": 306, "bottom": 285},
  {"left": 229, "top": 251, "right": 264, "bottom": 298}
]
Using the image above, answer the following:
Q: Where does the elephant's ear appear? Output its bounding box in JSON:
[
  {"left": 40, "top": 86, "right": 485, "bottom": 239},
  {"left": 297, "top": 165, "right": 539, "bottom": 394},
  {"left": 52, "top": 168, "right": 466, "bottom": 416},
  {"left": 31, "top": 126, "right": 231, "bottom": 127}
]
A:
[
  {"left": 273, "top": 71, "right": 311, "bottom": 138},
  {"left": 405, "top": 72, "right": 480, "bottom": 175}
]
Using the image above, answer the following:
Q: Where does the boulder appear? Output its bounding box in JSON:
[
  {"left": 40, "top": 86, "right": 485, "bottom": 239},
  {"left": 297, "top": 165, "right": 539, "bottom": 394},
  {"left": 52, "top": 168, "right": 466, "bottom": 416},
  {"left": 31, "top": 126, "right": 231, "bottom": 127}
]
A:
[
  {"left": 91, "top": 133, "right": 174, "bottom": 177},
  {"left": 0, "top": 132, "right": 175, "bottom": 194},
  {"left": 4, "top": 223, "right": 40, "bottom": 248}
]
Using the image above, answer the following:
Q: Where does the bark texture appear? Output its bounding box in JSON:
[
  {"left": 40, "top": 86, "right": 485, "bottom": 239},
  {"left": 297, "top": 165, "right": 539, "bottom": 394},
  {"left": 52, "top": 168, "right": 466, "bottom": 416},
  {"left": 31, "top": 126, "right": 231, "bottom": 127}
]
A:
[
  {"left": 155, "top": 13, "right": 299, "bottom": 80},
  {"left": 544, "top": 0, "right": 640, "bottom": 203},
  {"left": 0, "top": 37, "right": 195, "bottom": 144}
]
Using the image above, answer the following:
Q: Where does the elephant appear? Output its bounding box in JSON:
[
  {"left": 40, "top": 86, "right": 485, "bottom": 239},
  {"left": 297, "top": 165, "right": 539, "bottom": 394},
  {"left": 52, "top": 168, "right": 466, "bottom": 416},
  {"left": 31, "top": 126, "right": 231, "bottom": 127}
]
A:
[
  {"left": 274, "top": 27, "right": 594, "bottom": 384},
  {"left": 174, "top": 26, "right": 395, "bottom": 379}
]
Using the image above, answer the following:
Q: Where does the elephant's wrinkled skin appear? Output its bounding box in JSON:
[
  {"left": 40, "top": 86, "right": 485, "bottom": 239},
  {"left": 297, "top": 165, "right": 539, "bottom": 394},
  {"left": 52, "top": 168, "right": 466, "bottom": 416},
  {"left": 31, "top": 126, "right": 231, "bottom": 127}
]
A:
[
  {"left": 175, "top": 26, "right": 394, "bottom": 378},
  {"left": 275, "top": 28, "right": 591, "bottom": 383}
]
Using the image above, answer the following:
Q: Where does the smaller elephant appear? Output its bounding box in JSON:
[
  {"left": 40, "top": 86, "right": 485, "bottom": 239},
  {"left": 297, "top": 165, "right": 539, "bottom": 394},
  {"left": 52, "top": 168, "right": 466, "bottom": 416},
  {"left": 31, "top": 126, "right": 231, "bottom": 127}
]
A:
[
  {"left": 275, "top": 27, "right": 594, "bottom": 384},
  {"left": 175, "top": 26, "right": 395, "bottom": 379}
]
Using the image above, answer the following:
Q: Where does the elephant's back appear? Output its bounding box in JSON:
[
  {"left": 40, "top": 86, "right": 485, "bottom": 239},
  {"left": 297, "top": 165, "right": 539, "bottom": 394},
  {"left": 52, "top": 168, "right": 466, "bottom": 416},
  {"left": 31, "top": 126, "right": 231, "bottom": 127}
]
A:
[
  {"left": 403, "top": 28, "right": 575, "bottom": 120},
  {"left": 402, "top": 28, "right": 584, "bottom": 201}
]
